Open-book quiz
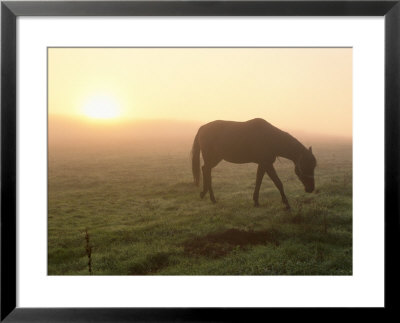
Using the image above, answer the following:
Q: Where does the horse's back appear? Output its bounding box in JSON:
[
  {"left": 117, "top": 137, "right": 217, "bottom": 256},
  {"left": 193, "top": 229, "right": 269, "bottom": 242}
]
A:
[
  {"left": 198, "top": 118, "right": 280, "bottom": 140},
  {"left": 197, "top": 118, "right": 281, "bottom": 163},
  {"left": 199, "top": 118, "right": 273, "bottom": 131}
]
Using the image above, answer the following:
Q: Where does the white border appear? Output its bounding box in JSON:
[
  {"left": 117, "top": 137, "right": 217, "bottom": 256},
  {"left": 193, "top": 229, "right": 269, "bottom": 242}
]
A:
[{"left": 17, "top": 17, "right": 384, "bottom": 307}]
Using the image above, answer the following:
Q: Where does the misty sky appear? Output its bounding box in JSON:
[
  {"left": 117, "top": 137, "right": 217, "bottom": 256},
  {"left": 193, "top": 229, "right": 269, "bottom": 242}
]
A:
[{"left": 48, "top": 48, "right": 352, "bottom": 138}]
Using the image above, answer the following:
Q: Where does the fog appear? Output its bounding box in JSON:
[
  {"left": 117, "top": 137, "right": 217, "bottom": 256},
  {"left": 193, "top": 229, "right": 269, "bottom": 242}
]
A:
[{"left": 49, "top": 116, "right": 351, "bottom": 159}]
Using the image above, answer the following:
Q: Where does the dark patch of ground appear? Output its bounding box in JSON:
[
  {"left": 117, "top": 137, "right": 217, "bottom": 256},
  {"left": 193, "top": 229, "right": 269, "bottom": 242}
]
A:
[{"left": 183, "top": 228, "right": 281, "bottom": 258}]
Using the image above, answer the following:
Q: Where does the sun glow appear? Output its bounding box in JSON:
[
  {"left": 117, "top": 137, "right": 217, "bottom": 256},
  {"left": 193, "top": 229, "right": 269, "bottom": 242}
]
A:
[{"left": 82, "top": 95, "right": 121, "bottom": 120}]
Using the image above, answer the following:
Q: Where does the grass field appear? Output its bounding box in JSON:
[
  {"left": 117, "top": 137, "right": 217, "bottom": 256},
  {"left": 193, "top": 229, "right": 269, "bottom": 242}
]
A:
[{"left": 48, "top": 137, "right": 352, "bottom": 275}]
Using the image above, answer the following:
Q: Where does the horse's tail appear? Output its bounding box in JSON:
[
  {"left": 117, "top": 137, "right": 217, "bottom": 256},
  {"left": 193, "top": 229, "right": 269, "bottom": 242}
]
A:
[{"left": 191, "top": 132, "right": 201, "bottom": 186}]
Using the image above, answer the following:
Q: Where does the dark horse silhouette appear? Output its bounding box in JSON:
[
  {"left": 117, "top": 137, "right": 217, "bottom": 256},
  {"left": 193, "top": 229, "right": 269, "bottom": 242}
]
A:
[{"left": 191, "top": 118, "right": 316, "bottom": 209}]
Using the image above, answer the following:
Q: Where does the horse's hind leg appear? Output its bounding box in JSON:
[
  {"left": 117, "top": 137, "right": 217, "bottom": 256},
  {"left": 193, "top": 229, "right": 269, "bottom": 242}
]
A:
[
  {"left": 200, "top": 154, "right": 221, "bottom": 203},
  {"left": 200, "top": 165, "right": 209, "bottom": 199},
  {"left": 199, "top": 147, "right": 221, "bottom": 203},
  {"left": 207, "top": 167, "right": 217, "bottom": 203},
  {"left": 200, "top": 165, "right": 215, "bottom": 201},
  {"left": 265, "top": 164, "right": 290, "bottom": 210},
  {"left": 253, "top": 164, "right": 265, "bottom": 207},
  {"left": 201, "top": 165, "right": 216, "bottom": 203}
]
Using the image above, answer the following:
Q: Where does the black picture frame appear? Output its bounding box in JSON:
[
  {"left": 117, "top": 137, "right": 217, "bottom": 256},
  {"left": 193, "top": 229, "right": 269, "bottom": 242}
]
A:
[{"left": 1, "top": 0, "right": 399, "bottom": 321}]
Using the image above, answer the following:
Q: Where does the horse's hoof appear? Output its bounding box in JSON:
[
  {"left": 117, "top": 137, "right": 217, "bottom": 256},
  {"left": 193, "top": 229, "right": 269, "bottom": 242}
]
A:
[
  {"left": 210, "top": 198, "right": 217, "bottom": 204},
  {"left": 200, "top": 192, "right": 205, "bottom": 199},
  {"left": 254, "top": 202, "right": 260, "bottom": 207}
]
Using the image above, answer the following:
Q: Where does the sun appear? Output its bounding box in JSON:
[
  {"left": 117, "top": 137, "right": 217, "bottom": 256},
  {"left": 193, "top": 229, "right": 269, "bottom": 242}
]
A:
[{"left": 82, "top": 95, "right": 121, "bottom": 120}]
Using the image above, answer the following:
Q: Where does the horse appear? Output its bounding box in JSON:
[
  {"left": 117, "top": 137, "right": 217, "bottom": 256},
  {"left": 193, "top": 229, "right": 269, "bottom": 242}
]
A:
[{"left": 191, "top": 118, "right": 317, "bottom": 209}]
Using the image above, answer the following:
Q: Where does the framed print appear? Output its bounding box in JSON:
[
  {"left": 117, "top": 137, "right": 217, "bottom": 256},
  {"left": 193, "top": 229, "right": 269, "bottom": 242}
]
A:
[{"left": 1, "top": 0, "right": 399, "bottom": 321}]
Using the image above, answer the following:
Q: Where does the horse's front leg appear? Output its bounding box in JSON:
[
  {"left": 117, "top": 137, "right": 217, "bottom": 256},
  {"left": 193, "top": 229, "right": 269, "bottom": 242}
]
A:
[
  {"left": 265, "top": 164, "right": 290, "bottom": 210},
  {"left": 253, "top": 164, "right": 265, "bottom": 207}
]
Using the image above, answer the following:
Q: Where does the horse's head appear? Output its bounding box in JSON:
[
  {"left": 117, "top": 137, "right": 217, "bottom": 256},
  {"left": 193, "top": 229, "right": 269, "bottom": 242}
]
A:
[{"left": 295, "top": 147, "right": 317, "bottom": 193}]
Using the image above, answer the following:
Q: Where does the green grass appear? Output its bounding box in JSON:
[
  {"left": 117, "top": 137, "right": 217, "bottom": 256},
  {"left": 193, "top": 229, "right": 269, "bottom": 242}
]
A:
[{"left": 48, "top": 141, "right": 352, "bottom": 275}]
